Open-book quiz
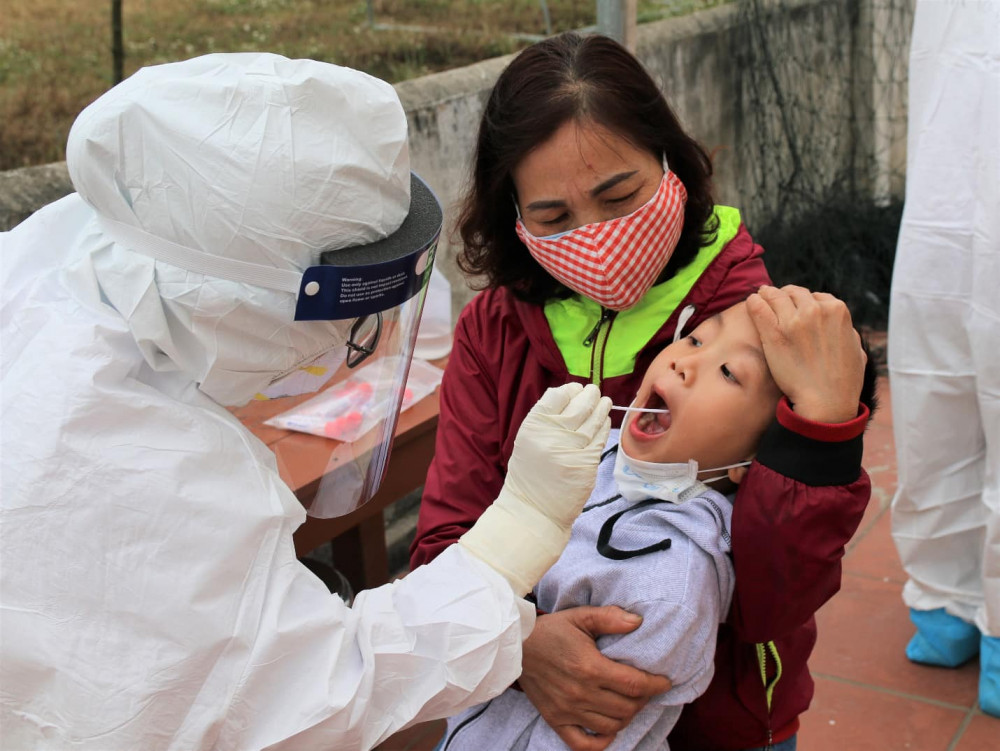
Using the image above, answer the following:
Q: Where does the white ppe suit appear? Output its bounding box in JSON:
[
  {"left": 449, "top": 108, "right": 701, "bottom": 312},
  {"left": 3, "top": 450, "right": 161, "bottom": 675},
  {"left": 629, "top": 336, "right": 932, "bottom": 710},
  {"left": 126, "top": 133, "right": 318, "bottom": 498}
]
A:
[
  {"left": 888, "top": 1, "right": 1000, "bottom": 638},
  {"left": 0, "top": 54, "right": 610, "bottom": 750}
]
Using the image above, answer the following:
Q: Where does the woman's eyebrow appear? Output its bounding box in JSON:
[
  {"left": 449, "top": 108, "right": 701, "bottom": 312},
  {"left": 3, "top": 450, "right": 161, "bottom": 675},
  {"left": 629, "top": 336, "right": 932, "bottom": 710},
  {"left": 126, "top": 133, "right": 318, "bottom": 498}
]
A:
[
  {"left": 524, "top": 171, "right": 639, "bottom": 211},
  {"left": 590, "top": 170, "right": 639, "bottom": 197},
  {"left": 525, "top": 198, "right": 568, "bottom": 210}
]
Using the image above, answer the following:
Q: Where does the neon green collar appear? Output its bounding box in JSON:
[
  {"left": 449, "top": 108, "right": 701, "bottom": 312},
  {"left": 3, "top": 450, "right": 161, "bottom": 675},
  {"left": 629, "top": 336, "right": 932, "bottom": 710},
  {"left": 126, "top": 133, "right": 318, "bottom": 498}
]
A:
[{"left": 544, "top": 206, "right": 741, "bottom": 380}]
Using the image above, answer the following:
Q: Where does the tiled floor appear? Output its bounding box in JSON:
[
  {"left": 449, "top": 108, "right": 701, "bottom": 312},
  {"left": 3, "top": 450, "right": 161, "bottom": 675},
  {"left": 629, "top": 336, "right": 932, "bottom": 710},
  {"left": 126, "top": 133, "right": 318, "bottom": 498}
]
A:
[
  {"left": 377, "top": 375, "right": 999, "bottom": 750},
  {"left": 798, "top": 376, "right": 996, "bottom": 751}
]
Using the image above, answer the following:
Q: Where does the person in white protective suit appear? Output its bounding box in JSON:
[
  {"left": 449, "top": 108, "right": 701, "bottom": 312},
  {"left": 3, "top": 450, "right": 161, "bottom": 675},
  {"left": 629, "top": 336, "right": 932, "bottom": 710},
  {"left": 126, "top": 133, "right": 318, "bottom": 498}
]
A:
[
  {"left": 0, "top": 53, "right": 613, "bottom": 749},
  {"left": 888, "top": 0, "right": 1000, "bottom": 717}
]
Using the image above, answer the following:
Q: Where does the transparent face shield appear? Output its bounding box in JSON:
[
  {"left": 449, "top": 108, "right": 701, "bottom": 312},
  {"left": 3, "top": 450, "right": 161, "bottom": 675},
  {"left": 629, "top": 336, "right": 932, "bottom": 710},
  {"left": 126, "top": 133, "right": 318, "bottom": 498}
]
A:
[
  {"left": 100, "top": 172, "right": 442, "bottom": 518},
  {"left": 274, "top": 174, "right": 443, "bottom": 518},
  {"left": 254, "top": 305, "right": 432, "bottom": 519}
]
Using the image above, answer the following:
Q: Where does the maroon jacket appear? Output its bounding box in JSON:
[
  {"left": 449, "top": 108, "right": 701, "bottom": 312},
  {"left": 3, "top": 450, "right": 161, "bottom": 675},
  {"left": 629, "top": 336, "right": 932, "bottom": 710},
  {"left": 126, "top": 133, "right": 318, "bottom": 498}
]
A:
[{"left": 410, "top": 222, "right": 871, "bottom": 750}]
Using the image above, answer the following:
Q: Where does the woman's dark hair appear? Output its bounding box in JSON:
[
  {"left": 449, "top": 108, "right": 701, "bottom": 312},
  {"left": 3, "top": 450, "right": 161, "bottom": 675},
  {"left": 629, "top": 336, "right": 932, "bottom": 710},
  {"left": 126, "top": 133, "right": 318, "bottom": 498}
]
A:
[{"left": 456, "top": 31, "right": 718, "bottom": 305}]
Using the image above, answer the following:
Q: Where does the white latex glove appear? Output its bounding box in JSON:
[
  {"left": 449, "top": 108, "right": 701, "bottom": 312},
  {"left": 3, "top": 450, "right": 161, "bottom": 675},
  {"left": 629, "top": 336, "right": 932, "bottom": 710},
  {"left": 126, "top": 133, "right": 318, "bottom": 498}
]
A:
[{"left": 459, "top": 383, "right": 612, "bottom": 596}]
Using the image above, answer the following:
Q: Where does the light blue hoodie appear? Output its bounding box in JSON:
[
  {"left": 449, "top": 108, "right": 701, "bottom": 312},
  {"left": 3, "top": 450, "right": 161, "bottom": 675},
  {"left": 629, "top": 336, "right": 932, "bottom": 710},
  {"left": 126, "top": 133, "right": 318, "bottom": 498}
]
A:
[{"left": 441, "top": 431, "right": 736, "bottom": 751}]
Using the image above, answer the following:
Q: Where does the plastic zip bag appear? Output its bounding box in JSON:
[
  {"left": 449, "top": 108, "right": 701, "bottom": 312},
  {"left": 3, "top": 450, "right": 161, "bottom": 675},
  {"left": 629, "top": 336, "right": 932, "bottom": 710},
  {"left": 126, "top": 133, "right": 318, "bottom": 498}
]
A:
[{"left": 265, "top": 356, "right": 444, "bottom": 442}]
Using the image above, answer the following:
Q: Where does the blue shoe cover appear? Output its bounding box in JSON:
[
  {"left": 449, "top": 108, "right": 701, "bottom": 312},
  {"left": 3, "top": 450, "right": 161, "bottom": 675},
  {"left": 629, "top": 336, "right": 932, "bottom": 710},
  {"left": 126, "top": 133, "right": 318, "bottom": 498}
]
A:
[
  {"left": 905, "top": 608, "right": 979, "bottom": 668},
  {"left": 980, "top": 635, "right": 1000, "bottom": 718}
]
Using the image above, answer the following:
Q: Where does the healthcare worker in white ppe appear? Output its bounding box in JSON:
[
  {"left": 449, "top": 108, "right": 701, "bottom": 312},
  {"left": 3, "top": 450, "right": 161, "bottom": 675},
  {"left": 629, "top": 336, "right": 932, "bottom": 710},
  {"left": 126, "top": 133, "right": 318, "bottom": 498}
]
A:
[
  {"left": 0, "top": 54, "right": 613, "bottom": 749},
  {"left": 888, "top": 0, "right": 999, "bottom": 717}
]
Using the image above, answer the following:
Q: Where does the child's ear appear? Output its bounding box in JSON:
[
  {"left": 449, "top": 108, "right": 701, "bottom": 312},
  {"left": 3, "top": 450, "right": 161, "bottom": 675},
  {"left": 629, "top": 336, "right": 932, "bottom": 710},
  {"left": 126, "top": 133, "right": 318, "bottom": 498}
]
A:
[{"left": 728, "top": 463, "right": 751, "bottom": 486}]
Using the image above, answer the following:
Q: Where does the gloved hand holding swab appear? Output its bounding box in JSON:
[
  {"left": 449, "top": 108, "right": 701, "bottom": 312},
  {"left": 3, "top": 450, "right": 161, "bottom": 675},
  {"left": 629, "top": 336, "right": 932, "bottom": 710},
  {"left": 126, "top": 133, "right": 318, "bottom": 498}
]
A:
[{"left": 460, "top": 383, "right": 612, "bottom": 595}]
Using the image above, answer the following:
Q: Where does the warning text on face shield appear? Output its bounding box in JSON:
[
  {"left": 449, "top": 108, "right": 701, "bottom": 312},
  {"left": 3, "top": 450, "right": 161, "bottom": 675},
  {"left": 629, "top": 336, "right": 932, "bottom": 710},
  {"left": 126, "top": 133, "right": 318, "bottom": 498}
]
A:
[{"left": 340, "top": 273, "right": 408, "bottom": 304}]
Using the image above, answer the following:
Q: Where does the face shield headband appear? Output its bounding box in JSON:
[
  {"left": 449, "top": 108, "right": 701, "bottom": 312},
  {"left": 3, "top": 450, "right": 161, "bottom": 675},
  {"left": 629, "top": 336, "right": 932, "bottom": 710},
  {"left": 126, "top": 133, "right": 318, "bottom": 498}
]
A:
[
  {"left": 99, "top": 173, "right": 444, "bottom": 519},
  {"left": 96, "top": 174, "right": 442, "bottom": 324}
]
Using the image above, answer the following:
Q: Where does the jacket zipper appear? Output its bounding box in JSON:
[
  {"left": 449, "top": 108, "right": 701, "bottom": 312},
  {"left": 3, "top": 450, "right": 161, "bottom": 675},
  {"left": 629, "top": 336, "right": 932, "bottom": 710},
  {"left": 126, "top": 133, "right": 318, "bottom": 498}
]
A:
[
  {"left": 582, "top": 308, "right": 614, "bottom": 347},
  {"left": 583, "top": 308, "right": 617, "bottom": 388},
  {"left": 760, "top": 643, "right": 772, "bottom": 750},
  {"left": 757, "top": 641, "right": 781, "bottom": 750}
]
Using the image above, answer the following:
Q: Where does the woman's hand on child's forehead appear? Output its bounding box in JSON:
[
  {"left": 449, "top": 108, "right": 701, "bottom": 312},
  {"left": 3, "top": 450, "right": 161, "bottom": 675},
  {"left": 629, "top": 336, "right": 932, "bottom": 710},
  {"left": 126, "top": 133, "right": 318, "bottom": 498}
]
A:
[{"left": 747, "top": 285, "right": 865, "bottom": 424}]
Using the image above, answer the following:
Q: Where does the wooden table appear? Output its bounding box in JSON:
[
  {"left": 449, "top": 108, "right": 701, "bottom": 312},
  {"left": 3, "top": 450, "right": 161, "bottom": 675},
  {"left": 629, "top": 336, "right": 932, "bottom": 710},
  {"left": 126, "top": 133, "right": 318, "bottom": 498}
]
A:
[{"left": 230, "top": 360, "right": 444, "bottom": 594}]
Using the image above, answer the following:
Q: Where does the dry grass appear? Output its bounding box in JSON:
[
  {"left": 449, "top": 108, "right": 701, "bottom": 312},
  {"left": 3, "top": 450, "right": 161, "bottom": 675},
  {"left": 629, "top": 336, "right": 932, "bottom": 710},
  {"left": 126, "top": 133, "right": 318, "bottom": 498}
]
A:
[{"left": 1, "top": 0, "right": 723, "bottom": 170}]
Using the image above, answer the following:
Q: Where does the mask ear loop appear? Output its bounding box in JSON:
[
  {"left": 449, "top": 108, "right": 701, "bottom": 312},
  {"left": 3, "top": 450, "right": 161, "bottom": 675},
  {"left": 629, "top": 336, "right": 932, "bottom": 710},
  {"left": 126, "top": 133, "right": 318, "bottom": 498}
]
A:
[{"left": 700, "top": 460, "right": 752, "bottom": 485}]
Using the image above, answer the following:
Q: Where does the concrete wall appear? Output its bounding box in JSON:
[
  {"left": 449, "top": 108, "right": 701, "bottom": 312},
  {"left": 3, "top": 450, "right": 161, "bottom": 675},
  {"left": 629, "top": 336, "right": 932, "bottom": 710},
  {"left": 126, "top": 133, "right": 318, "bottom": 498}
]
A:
[
  {"left": 0, "top": 0, "right": 912, "bottom": 317},
  {"left": 0, "top": 162, "right": 72, "bottom": 235}
]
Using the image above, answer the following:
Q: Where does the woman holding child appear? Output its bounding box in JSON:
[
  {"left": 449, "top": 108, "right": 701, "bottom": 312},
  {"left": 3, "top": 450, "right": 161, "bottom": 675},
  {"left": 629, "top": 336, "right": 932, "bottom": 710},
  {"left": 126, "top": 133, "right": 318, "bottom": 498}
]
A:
[{"left": 411, "top": 32, "right": 871, "bottom": 751}]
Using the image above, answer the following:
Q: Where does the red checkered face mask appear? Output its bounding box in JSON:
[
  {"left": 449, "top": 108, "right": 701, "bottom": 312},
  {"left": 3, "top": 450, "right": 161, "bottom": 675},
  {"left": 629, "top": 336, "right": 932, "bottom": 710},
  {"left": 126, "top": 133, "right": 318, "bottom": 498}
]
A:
[{"left": 515, "top": 168, "right": 688, "bottom": 311}]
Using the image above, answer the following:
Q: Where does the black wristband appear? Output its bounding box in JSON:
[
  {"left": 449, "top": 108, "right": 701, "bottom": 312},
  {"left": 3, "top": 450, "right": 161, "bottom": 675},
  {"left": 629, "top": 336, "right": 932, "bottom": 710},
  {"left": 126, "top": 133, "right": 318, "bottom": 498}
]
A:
[{"left": 755, "top": 419, "right": 863, "bottom": 486}]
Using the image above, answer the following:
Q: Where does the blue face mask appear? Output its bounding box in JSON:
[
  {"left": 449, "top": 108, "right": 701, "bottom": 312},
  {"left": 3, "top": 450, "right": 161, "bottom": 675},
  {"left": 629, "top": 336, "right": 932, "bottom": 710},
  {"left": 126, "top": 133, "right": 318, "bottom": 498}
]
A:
[
  {"left": 611, "top": 404, "right": 751, "bottom": 504},
  {"left": 596, "top": 438, "right": 746, "bottom": 562}
]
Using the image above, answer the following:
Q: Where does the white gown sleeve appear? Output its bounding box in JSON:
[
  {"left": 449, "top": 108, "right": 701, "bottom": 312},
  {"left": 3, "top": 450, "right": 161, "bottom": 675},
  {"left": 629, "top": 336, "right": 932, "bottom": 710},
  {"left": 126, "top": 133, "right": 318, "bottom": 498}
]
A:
[{"left": 225, "top": 544, "right": 535, "bottom": 751}]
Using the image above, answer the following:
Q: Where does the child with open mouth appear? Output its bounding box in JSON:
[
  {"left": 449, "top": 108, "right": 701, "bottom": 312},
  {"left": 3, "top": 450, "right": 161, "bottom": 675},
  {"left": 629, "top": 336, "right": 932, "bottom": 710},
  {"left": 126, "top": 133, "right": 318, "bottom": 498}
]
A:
[{"left": 438, "top": 294, "right": 878, "bottom": 751}]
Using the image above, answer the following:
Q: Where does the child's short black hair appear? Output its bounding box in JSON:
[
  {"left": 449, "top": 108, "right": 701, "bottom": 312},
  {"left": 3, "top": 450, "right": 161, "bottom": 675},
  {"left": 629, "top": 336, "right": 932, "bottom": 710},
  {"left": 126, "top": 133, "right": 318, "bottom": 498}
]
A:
[{"left": 859, "top": 334, "right": 880, "bottom": 424}]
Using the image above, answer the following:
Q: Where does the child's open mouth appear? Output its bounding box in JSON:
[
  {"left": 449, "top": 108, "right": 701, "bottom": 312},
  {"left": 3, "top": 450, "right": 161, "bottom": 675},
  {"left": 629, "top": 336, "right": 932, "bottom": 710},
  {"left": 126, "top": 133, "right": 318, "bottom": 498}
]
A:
[{"left": 630, "top": 392, "right": 672, "bottom": 438}]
